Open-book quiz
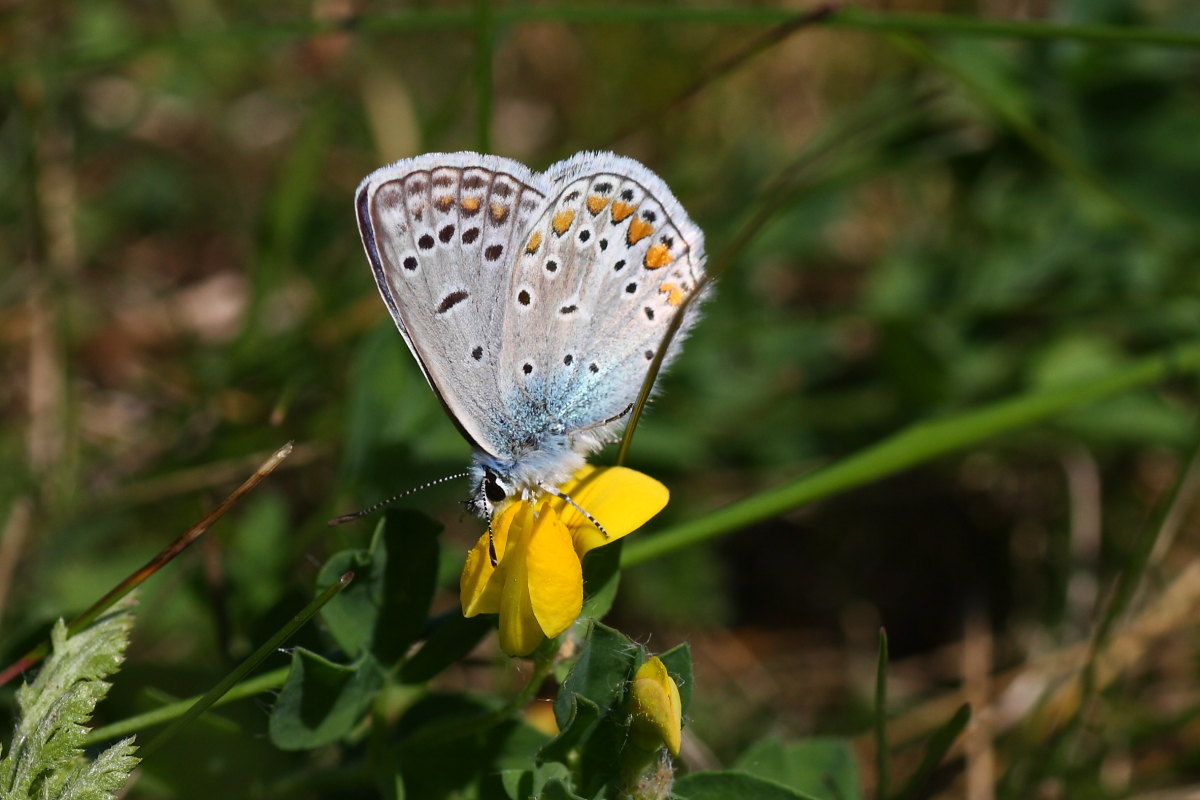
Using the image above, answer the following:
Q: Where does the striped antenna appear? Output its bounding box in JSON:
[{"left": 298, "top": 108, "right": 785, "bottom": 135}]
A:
[{"left": 328, "top": 472, "right": 471, "bottom": 526}]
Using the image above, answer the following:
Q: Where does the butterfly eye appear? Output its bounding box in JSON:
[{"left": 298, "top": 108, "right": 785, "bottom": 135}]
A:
[{"left": 484, "top": 473, "right": 507, "bottom": 504}]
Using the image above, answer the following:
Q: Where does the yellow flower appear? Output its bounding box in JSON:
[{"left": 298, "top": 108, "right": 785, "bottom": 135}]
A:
[
  {"left": 628, "top": 656, "right": 683, "bottom": 756},
  {"left": 460, "top": 466, "right": 668, "bottom": 656}
]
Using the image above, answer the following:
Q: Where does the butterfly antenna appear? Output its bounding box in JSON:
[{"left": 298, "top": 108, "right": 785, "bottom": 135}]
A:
[
  {"left": 328, "top": 472, "right": 471, "bottom": 526},
  {"left": 538, "top": 483, "right": 610, "bottom": 539}
]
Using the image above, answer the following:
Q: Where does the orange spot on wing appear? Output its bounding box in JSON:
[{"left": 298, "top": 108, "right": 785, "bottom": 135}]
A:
[
  {"left": 643, "top": 243, "right": 672, "bottom": 269},
  {"left": 460, "top": 196, "right": 481, "bottom": 211},
  {"left": 658, "top": 282, "right": 686, "bottom": 306},
  {"left": 435, "top": 195, "right": 454, "bottom": 211},
  {"left": 586, "top": 195, "right": 609, "bottom": 215},
  {"left": 525, "top": 231, "right": 543, "bottom": 254},
  {"left": 611, "top": 201, "right": 636, "bottom": 223},
  {"left": 627, "top": 217, "right": 653, "bottom": 245},
  {"left": 490, "top": 202, "right": 510, "bottom": 223},
  {"left": 552, "top": 209, "right": 576, "bottom": 235}
]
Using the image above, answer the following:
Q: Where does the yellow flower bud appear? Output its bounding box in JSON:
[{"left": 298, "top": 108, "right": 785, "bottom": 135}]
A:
[{"left": 628, "top": 657, "right": 682, "bottom": 757}]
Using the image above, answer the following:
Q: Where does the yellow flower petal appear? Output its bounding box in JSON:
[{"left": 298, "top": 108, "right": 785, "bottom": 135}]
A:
[
  {"left": 628, "top": 656, "right": 683, "bottom": 756},
  {"left": 525, "top": 503, "right": 583, "bottom": 639},
  {"left": 498, "top": 504, "right": 545, "bottom": 656},
  {"left": 460, "top": 502, "right": 519, "bottom": 617},
  {"left": 548, "top": 466, "right": 669, "bottom": 556}
]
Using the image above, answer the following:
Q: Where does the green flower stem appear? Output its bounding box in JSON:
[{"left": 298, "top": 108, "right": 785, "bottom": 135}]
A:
[
  {"left": 137, "top": 572, "right": 354, "bottom": 758},
  {"left": 85, "top": 667, "right": 290, "bottom": 744},
  {"left": 623, "top": 341, "right": 1200, "bottom": 568}
]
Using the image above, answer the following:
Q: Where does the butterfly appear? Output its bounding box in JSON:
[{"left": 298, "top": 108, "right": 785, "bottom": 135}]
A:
[{"left": 354, "top": 151, "right": 707, "bottom": 521}]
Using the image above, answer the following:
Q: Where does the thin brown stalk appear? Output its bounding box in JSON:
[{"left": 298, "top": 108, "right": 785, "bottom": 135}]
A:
[{"left": 0, "top": 442, "right": 295, "bottom": 688}]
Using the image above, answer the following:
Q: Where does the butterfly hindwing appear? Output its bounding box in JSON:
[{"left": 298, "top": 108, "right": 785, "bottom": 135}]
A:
[{"left": 496, "top": 153, "right": 707, "bottom": 451}]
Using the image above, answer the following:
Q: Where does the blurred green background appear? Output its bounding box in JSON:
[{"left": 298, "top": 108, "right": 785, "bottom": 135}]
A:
[{"left": 3, "top": 0, "right": 1200, "bottom": 796}]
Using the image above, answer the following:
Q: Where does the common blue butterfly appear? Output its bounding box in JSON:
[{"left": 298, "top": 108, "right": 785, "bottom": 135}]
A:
[{"left": 354, "top": 152, "right": 707, "bottom": 519}]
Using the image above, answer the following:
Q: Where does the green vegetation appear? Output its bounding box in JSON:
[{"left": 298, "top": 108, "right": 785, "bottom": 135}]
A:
[{"left": 3, "top": 1, "right": 1200, "bottom": 797}]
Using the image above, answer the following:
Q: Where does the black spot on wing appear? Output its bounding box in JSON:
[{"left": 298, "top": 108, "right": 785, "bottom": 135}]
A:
[{"left": 438, "top": 291, "right": 469, "bottom": 313}]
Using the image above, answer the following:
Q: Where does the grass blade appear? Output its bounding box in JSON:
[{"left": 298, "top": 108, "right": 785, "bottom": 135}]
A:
[
  {"left": 893, "top": 703, "right": 971, "bottom": 800},
  {"left": 139, "top": 571, "right": 355, "bottom": 758},
  {"left": 623, "top": 341, "right": 1200, "bottom": 567},
  {"left": 0, "top": 442, "right": 295, "bottom": 688},
  {"left": 876, "top": 628, "right": 890, "bottom": 800}
]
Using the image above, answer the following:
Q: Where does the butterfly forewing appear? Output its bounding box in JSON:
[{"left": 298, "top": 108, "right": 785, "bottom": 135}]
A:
[{"left": 356, "top": 153, "right": 549, "bottom": 457}]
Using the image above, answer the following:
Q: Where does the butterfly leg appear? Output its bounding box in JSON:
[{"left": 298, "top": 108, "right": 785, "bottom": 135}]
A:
[
  {"left": 574, "top": 403, "right": 635, "bottom": 434},
  {"left": 487, "top": 516, "right": 499, "bottom": 567},
  {"left": 539, "top": 483, "right": 610, "bottom": 539}
]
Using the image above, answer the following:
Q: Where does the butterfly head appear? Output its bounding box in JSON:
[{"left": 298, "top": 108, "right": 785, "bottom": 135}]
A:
[{"left": 466, "top": 464, "right": 514, "bottom": 518}]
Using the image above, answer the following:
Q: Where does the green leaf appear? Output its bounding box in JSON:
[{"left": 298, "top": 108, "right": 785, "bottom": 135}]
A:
[
  {"left": 55, "top": 737, "right": 141, "bottom": 800},
  {"left": 552, "top": 622, "right": 640, "bottom": 728},
  {"left": 499, "top": 768, "right": 531, "bottom": 800},
  {"left": 399, "top": 612, "right": 493, "bottom": 684},
  {"left": 394, "top": 694, "right": 548, "bottom": 798},
  {"left": 317, "top": 509, "right": 441, "bottom": 664},
  {"left": 268, "top": 648, "right": 383, "bottom": 750},
  {"left": 538, "top": 695, "right": 602, "bottom": 765},
  {"left": 498, "top": 762, "right": 574, "bottom": 800},
  {"left": 545, "top": 622, "right": 644, "bottom": 797},
  {"left": 657, "top": 642, "right": 693, "bottom": 717},
  {"left": 734, "top": 737, "right": 861, "bottom": 800},
  {"left": 674, "top": 771, "right": 822, "bottom": 800},
  {"left": 0, "top": 597, "right": 139, "bottom": 800}
]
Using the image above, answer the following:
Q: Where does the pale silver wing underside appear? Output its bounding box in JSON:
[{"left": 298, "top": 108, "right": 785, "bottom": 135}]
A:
[{"left": 356, "top": 151, "right": 707, "bottom": 462}]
